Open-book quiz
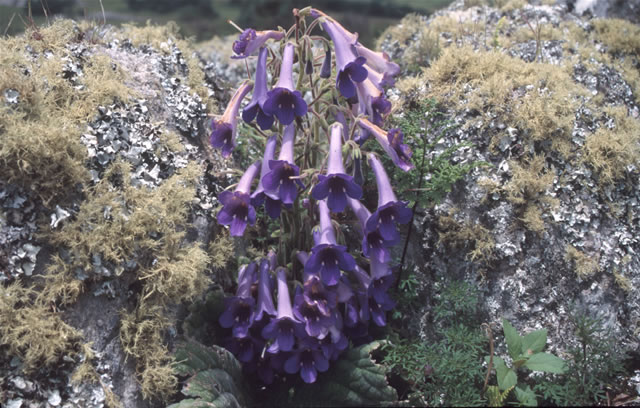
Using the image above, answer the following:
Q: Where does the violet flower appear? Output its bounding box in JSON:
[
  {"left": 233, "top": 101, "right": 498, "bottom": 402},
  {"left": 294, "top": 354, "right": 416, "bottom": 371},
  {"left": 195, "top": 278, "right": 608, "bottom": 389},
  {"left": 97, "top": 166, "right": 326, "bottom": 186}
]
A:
[
  {"left": 232, "top": 28, "right": 284, "bottom": 59},
  {"left": 219, "top": 262, "right": 258, "bottom": 338},
  {"left": 319, "top": 48, "right": 332, "bottom": 78},
  {"left": 261, "top": 267, "right": 305, "bottom": 352},
  {"left": 355, "top": 45, "right": 400, "bottom": 86},
  {"left": 301, "top": 275, "right": 337, "bottom": 316},
  {"left": 211, "top": 81, "right": 253, "bottom": 158},
  {"left": 226, "top": 335, "right": 264, "bottom": 363},
  {"left": 251, "top": 135, "right": 283, "bottom": 219},
  {"left": 242, "top": 47, "right": 275, "bottom": 130},
  {"left": 263, "top": 43, "right": 308, "bottom": 125},
  {"left": 357, "top": 118, "right": 414, "bottom": 172},
  {"left": 365, "top": 154, "right": 412, "bottom": 242},
  {"left": 352, "top": 263, "right": 395, "bottom": 327},
  {"left": 262, "top": 124, "right": 304, "bottom": 205},
  {"left": 356, "top": 77, "right": 392, "bottom": 126},
  {"left": 293, "top": 286, "right": 335, "bottom": 338},
  {"left": 217, "top": 160, "right": 261, "bottom": 236},
  {"left": 283, "top": 336, "right": 329, "bottom": 384},
  {"left": 254, "top": 258, "right": 277, "bottom": 322},
  {"left": 305, "top": 200, "right": 356, "bottom": 286},
  {"left": 311, "top": 123, "right": 363, "bottom": 212},
  {"left": 348, "top": 197, "right": 396, "bottom": 263}
]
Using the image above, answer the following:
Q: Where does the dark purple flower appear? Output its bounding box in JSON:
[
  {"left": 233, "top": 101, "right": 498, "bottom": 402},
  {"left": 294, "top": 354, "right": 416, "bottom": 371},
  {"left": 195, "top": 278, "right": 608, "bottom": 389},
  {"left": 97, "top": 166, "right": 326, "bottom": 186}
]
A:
[
  {"left": 305, "top": 201, "right": 356, "bottom": 285},
  {"left": 371, "top": 95, "right": 392, "bottom": 126},
  {"left": 226, "top": 334, "right": 264, "bottom": 363},
  {"left": 261, "top": 267, "right": 305, "bottom": 352},
  {"left": 313, "top": 9, "right": 368, "bottom": 98},
  {"left": 283, "top": 336, "right": 329, "bottom": 383},
  {"left": 217, "top": 160, "right": 261, "bottom": 236},
  {"left": 319, "top": 48, "right": 332, "bottom": 78},
  {"left": 251, "top": 135, "right": 283, "bottom": 218},
  {"left": 210, "top": 81, "right": 253, "bottom": 158},
  {"left": 219, "top": 263, "right": 258, "bottom": 337},
  {"left": 242, "top": 47, "right": 274, "bottom": 130},
  {"left": 348, "top": 197, "right": 396, "bottom": 263},
  {"left": 365, "top": 154, "right": 412, "bottom": 241},
  {"left": 311, "top": 123, "right": 363, "bottom": 212},
  {"left": 319, "top": 318, "right": 349, "bottom": 360},
  {"left": 232, "top": 28, "right": 284, "bottom": 59},
  {"left": 293, "top": 285, "right": 336, "bottom": 338},
  {"left": 263, "top": 43, "right": 308, "bottom": 125},
  {"left": 254, "top": 258, "right": 277, "bottom": 322},
  {"left": 301, "top": 275, "right": 336, "bottom": 316},
  {"left": 353, "top": 262, "right": 395, "bottom": 327},
  {"left": 357, "top": 118, "right": 414, "bottom": 172},
  {"left": 262, "top": 124, "right": 304, "bottom": 205}
]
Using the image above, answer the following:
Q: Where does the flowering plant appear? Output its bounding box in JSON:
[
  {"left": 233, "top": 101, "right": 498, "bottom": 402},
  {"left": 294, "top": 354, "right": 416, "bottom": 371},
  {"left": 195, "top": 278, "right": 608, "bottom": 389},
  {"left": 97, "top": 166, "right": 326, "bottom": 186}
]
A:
[{"left": 212, "top": 7, "right": 412, "bottom": 384}]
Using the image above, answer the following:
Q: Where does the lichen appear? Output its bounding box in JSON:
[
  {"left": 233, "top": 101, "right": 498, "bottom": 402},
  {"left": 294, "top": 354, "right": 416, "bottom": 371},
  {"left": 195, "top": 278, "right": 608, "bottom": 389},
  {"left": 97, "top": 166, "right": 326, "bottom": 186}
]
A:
[
  {"left": 565, "top": 245, "right": 599, "bottom": 279},
  {"left": 437, "top": 209, "right": 495, "bottom": 263}
]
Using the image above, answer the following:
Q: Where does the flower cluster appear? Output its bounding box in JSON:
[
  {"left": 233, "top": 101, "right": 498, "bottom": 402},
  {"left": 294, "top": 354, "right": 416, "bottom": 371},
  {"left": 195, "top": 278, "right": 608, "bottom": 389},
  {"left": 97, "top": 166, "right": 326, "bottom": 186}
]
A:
[{"left": 212, "top": 8, "right": 413, "bottom": 384}]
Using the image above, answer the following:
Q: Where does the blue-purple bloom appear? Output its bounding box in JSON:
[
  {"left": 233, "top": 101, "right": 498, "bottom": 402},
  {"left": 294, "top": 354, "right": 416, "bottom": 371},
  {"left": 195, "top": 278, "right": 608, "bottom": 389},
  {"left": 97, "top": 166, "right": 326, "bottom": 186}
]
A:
[
  {"left": 348, "top": 197, "right": 396, "bottom": 263},
  {"left": 263, "top": 43, "right": 308, "bottom": 125},
  {"left": 313, "top": 9, "right": 368, "bottom": 99},
  {"left": 211, "top": 81, "right": 253, "bottom": 158},
  {"left": 262, "top": 124, "right": 304, "bottom": 205},
  {"left": 232, "top": 28, "right": 284, "bottom": 59},
  {"left": 251, "top": 135, "right": 283, "bottom": 219},
  {"left": 217, "top": 160, "right": 261, "bottom": 236},
  {"left": 365, "top": 154, "right": 412, "bottom": 242},
  {"left": 219, "top": 262, "right": 258, "bottom": 338},
  {"left": 305, "top": 200, "right": 356, "bottom": 286},
  {"left": 283, "top": 336, "right": 329, "bottom": 384},
  {"left": 358, "top": 118, "right": 414, "bottom": 172},
  {"left": 242, "top": 47, "right": 275, "bottom": 130},
  {"left": 319, "top": 48, "right": 332, "bottom": 79},
  {"left": 355, "top": 45, "right": 400, "bottom": 88},
  {"left": 254, "top": 258, "right": 277, "bottom": 322},
  {"left": 261, "top": 267, "right": 305, "bottom": 352},
  {"left": 293, "top": 285, "right": 336, "bottom": 338},
  {"left": 311, "top": 123, "right": 362, "bottom": 212},
  {"left": 226, "top": 335, "right": 264, "bottom": 363}
]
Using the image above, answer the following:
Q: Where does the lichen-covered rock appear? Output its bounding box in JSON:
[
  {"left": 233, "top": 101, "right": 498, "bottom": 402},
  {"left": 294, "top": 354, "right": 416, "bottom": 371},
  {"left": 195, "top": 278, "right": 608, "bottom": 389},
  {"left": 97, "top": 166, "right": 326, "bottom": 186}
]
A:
[{"left": 380, "top": 0, "right": 640, "bottom": 366}]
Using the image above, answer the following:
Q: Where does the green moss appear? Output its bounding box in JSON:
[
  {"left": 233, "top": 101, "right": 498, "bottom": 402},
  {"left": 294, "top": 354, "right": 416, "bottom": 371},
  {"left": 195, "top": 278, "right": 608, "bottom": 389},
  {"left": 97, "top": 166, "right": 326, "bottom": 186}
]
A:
[
  {"left": 583, "top": 106, "right": 640, "bottom": 184},
  {"left": 565, "top": 245, "right": 599, "bottom": 279}
]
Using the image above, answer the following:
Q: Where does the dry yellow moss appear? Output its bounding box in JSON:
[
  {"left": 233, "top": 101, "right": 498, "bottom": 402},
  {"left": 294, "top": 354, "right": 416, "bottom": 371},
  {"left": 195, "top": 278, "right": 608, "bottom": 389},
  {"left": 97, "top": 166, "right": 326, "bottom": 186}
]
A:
[
  {"left": 437, "top": 209, "right": 495, "bottom": 263},
  {"left": 593, "top": 18, "right": 640, "bottom": 56},
  {"left": 583, "top": 106, "right": 640, "bottom": 184},
  {"left": 208, "top": 232, "right": 235, "bottom": 270},
  {"left": 565, "top": 245, "right": 599, "bottom": 279}
]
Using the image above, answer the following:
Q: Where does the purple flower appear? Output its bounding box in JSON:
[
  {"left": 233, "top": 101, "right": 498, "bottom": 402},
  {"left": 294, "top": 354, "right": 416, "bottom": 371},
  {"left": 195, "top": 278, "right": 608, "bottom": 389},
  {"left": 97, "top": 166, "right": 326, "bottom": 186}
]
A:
[
  {"left": 313, "top": 9, "right": 368, "bottom": 99},
  {"left": 219, "top": 263, "right": 258, "bottom": 338},
  {"left": 311, "top": 123, "right": 363, "bottom": 212},
  {"left": 355, "top": 76, "right": 391, "bottom": 127},
  {"left": 254, "top": 258, "right": 277, "bottom": 322},
  {"left": 217, "top": 160, "right": 261, "bottom": 236},
  {"left": 293, "top": 285, "right": 336, "bottom": 338},
  {"left": 210, "top": 81, "right": 253, "bottom": 158},
  {"left": 365, "top": 154, "right": 412, "bottom": 242},
  {"left": 355, "top": 45, "right": 400, "bottom": 87},
  {"left": 242, "top": 47, "right": 275, "bottom": 130},
  {"left": 263, "top": 43, "right": 308, "bottom": 125},
  {"left": 262, "top": 124, "right": 304, "bottom": 205},
  {"left": 283, "top": 336, "right": 329, "bottom": 383},
  {"left": 226, "top": 335, "right": 264, "bottom": 363},
  {"left": 251, "top": 135, "right": 283, "bottom": 219},
  {"left": 261, "top": 267, "right": 305, "bottom": 352},
  {"left": 319, "top": 319, "right": 349, "bottom": 360},
  {"left": 348, "top": 197, "right": 396, "bottom": 263},
  {"left": 357, "top": 118, "right": 414, "bottom": 172},
  {"left": 305, "top": 200, "right": 356, "bottom": 285},
  {"left": 319, "top": 48, "right": 332, "bottom": 78},
  {"left": 352, "top": 262, "right": 395, "bottom": 327},
  {"left": 232, "top": 28, "right": 284, "bottom": 59},
  {"left": 302, "top": 275, "right": 337, "bottom": 316}
]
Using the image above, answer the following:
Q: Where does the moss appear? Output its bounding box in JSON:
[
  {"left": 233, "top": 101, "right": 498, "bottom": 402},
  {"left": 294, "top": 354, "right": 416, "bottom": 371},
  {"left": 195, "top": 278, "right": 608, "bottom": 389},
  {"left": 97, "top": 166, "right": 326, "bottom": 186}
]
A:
[
  {"left": 565, "top": 245, "right": 599, "bottom": 279},
  {"left": 593, "top": 18, "right": 640, "bottom": 56},
  {"left": 208, "top": 232, "right": 235, "bottom": 270},
  {"left": 583, "top": 106, "right": 640, "bottom": 184},
  {"left": 613, "top": 269, "right": 632, "bottom": 293},
  {"left": 437, "top": 209, "right": 495, "bottom": 263},
  {"left": 499, "top": 0, "right": 527, "bottom": 12}
]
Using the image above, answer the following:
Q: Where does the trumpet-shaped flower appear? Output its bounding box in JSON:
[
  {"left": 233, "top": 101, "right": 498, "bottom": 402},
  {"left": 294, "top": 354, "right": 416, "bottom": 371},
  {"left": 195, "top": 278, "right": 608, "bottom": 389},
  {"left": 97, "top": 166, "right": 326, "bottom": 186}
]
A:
[
  {"left": 242, "top": 47, "right": 275, "bottom": 130},
  {"left": 305, "top": 200, "right": 356, "bottom": 285},
  {"left": 263, "top": 43, "right": 308, "bottom": 125},
  {"left": 232, "top": 28, "right": 284, "bottom": 59},
  {"left": 365, "top": 154, "right": 412, "bottom": 242},
  {"left": 254, "top": 258, "right": 277, "bottom": 322},
  {"left": 219, "top": 262, "right": 258, "bottom": 338},
  {"left": 217, "top": 160, "right": 261, "bottom": 236},
  {"left": 210, "top": 81, "right": 253, "bottom": 158},
  {"left": 251, "top": 135, "right": 283, "bottom": 218},
  {"left": 311, "top": 123, "right": 362, "bottom": 212},
  {"left": 357, "top": 118, "right": 414, "bottom": 172},
  {"left": 348, "top": 197, "right": 396, "bottom": 263},
  {"left": 283, "top": 336, "right": 329, "bottom": 384},
  {"left": 319, "top": 48, "right": 332, "bottom": 78},
  {"left": 261, "top": 267, "right": 305, "bottom": 352},
  {"left": 262, "top": 124, "right": 304, "bottom": 205},
  {"left": 354, "top": 44, "right": 400, "bottom": 85}
]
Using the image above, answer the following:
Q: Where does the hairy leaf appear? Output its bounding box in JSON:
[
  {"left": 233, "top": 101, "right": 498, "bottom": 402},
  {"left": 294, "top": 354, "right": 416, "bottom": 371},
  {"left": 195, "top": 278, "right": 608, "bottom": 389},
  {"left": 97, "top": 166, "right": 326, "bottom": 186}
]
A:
[
  {"left": 291, "top": 341, "right": 397, "bottom": 406},
  {"left": 522, "top": 329, "right": 547, "bottom": 355},
  {"left": 524, "top": 352, "right": 566, "bottom": 374},
  {"left": 502, "top": 318, "right": 522, "bottom": 360}
]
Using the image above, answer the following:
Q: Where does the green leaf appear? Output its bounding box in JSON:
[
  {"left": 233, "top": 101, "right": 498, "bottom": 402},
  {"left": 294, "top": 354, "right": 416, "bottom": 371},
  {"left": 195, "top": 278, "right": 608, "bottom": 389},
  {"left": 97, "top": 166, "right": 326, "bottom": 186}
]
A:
[
  {"left": 487, "top": 356, "right": 517, "bottom": 391},
  {"left": 515, "top": 386, "right": 538, "bottom": 407},
  {"left": 169, "top": 342, "right": 250, "bottom": 408},
  {"left": 524, "top": 352, "right": 566, "bottom": 374},
  {"left": 522, "top": 329, "right": 547, "bottom": 355},
  {"left": 290, "top": 341, "right": 397, "bottom": 406},
  {"left": 502, "top": 318, "right": 522, "bottom": 360}
]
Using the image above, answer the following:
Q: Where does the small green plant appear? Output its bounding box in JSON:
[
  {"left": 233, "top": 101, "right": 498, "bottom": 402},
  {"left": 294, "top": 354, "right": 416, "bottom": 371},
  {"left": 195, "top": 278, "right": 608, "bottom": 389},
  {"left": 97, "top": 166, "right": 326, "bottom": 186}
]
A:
[{"left": 485, "top": 319, "right": 567, "bottom": 406}]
